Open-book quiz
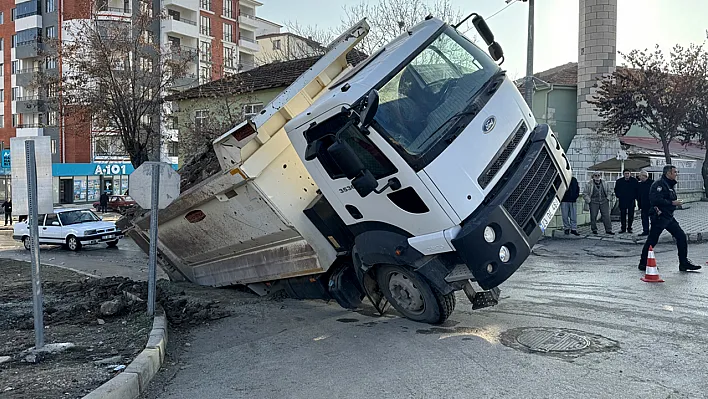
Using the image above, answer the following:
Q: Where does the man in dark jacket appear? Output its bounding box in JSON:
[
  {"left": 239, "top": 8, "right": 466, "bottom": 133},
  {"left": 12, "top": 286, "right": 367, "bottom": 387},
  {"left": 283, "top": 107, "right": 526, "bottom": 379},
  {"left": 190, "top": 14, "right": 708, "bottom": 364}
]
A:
[
  {"left": 99, "top": 192, "right": 109, "bottom": 213},
  {"left": 560, "top": 175, "right": 580, "bottom": 236},
  {"left": 638, "top": 165, "right": 700, "bottom": 271},
  {"left": 614, "top": 169, "right": 639, "bottom": 233},
  {"left": 2, "top": 199, "right": 11, "bottom": 226},
  {"left": 636, "top": 170, "right": 653, "bottom": 236}
]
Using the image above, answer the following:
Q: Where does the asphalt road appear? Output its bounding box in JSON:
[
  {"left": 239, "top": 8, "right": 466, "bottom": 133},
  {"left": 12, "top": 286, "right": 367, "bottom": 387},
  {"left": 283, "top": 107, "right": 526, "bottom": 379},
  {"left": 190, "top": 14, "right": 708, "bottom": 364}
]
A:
[
  {"left": 0, "top": 229, "right": 166, "bottom": 281},
  {"left": 140, "top": 238, "right": 708, "bottom": 399}
]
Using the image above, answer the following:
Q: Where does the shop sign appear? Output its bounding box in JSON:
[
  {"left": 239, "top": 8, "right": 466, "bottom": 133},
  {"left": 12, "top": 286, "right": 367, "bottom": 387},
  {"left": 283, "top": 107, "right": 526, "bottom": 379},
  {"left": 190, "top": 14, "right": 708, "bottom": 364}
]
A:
[
  {"left": 1, "top": 150, "right": 10, "bottom": 168},
  {"left": 94, "top": 164, "right": 129, "bottom": 175}
]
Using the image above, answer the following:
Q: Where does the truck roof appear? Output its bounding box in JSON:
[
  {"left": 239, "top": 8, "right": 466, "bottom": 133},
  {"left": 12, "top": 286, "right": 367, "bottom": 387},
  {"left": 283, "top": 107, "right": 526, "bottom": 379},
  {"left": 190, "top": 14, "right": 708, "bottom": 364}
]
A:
[{"left": 284, "top": 17, "right": 446, "bottom": 132}]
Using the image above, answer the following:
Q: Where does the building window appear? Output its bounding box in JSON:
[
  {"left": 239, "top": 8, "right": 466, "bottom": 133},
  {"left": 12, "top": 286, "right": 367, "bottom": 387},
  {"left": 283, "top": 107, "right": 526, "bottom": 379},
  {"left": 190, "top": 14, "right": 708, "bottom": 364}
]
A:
[
  {"left": 11, "top": 61, "right": 18, "bottom": 74},
  {"left": 0, "top": 39, "right": 3, "bottom": 51},
  {"left": 224, "top": 46, "right": 234, "bottom": 69},
  {"left": 0, "top": 64, "right": 3, "bottom": 76},
  {"left": 168, "top": 141, "right": 178, "bottom": 157},
  {"left": 223, "top": 0, "right": 232, "bottom": 18},
  {"left": 139, "top": 0, "right": 152, "bottom": 17},
  {"left": 11, "top": 87, "right": 19, "bottom": 101},
  {"left": 168, "top": 116, "right": 178, "bottom": 129},
  {"left": 272, "top": 39, "right": 281, "bottom": 50},
  {"left": 140, "top": 57, "right": 153, "bottom": 71},
  {"left": 199, "top": 40, "right": 211, "bottom": 63},
  {"left": 199, "top": 65, "right": 210, "bottom": 83},
  {"left": 199, "top": 0, "right": 210, "bottom": 11},
  {"left": 11, "top": 8, "right": 15, "bottom": 21},
  {"left": 48, "top": 111, "right": 57, "bottom": 126},
  {"left": 195, "top": 110, "right": 208, "bottom": 129},
  {"left": 0, "top": 118, "right": 3, "bottom": 128},
  {"left": 223, "top": 23, "right": 232, "bottom": 42},
  {"left": 46, "top": 56, "right": 57, "bottom": 70},
  {"left": 200, "top": 16, "right": 211, "bottom": 36},
  {"left": 12, "top": 114, "right": 17, "bottom": 127},
  {"left": 243, "top": 103, "right": 263, "bottom": 120},
  {"left": 46, "top": 0, "right": 56, "bottom": 13},
  {"left": 11, "top": 35, "right": 16, "bottom": 48},
  {"left": 46, "top": 26, "right": 56, "bottom": 39},
  {"left": 0, "top": 12, "right": 4, "bottom": 24},
  {"left": 51, "top": 139, "right": 56, "bottom": 154},
  {"left": 0, "top": 89, "right": 3, "bottom": 102}
]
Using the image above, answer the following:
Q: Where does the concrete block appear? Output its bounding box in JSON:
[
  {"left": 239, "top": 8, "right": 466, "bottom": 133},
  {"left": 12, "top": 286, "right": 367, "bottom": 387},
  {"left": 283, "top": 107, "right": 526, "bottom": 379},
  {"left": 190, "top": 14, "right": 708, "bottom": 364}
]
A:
[
  {"left": 152, "top": 314, "right": 167, "bottom": 331},
  {"left": 146, "top": 329, "right": 167, "bottom": 363},
  {"left": 82, "top": 372, "right": 140, "bottom": 399},
  {"left": 124, "top": 348, "right": 161, "bottom": 392}
]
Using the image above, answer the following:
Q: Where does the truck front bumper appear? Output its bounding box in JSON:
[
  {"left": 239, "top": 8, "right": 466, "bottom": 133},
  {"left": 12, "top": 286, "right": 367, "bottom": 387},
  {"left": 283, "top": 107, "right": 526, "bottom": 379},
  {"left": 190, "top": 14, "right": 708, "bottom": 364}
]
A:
[{"left": 450, "top": 124, "right": 567, "bottom": 290}]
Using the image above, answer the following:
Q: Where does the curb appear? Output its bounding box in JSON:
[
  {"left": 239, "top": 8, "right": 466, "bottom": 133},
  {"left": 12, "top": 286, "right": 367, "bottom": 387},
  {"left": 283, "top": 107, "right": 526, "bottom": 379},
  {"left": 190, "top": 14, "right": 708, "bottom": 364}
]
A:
[
  {"left": 547, "top": 229, "right": 708, "bottom": 245},
  {"left": 82, "top": 307, "right": 168, "bottom": 399}
]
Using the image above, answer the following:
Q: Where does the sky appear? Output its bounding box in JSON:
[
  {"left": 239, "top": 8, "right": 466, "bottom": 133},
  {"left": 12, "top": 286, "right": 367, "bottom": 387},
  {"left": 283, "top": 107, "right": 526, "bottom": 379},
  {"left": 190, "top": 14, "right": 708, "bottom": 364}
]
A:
[{"left": 258, "top": 0, "right": 708, "bottom": 80}]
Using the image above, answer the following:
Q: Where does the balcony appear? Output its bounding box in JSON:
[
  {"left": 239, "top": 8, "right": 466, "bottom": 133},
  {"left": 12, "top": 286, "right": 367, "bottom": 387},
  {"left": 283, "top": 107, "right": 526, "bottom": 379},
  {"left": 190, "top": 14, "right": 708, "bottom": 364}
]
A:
[
  {"left": 164, "top": 0, "right": 198, "bottom": 11},
  {"left": 15, "top": 96, "right": 47, "bottom": 113},
  {"left": 15, "top": 40, "right": 44, "bottom": 59},
  {"left": 16, "top": 124, "right": 44, "bottom": 137},
  {"left": 169, "top": 45, "right": 198, "bottom": 63},
  {"left": 163, "top": 16, "right": 198, "bottom": 38},
  {"left": 15, "top": 67, "right": 40, "bottom": 86},
  {"left": 238, "top": 13, "right": 258, "bottom": 29},
  {"left": 238, "top": 37, "right": 260, "bottom": 53},
  {"left": 15, "top": 15, "right": 42, "bottom": 31},
  {"left": 171, "top": 73, "right": 198, "bottom": 89},
  {"left": 96, "top": 5, "right": 131, "bottom": 16}
]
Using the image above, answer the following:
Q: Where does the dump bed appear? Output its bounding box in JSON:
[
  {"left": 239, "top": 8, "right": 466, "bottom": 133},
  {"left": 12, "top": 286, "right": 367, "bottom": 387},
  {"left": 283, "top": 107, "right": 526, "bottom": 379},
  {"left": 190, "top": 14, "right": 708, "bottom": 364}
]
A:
[{"left": 130, "top": 20, "right": 370, "bottom": 287}]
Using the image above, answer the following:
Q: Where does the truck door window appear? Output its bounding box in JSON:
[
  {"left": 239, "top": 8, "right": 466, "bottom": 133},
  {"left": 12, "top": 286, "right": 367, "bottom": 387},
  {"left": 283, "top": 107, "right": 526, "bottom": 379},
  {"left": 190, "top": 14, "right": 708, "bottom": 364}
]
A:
[{"left": 305, "top": 113, "right": 397, "bottom": 180}]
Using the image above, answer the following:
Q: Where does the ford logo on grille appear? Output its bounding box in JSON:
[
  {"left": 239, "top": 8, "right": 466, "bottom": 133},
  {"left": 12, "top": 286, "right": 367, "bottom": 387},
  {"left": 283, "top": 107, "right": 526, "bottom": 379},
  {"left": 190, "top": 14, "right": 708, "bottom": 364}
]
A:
[{"left": 483, "top": 116, "right": 496, "bottom": 133}]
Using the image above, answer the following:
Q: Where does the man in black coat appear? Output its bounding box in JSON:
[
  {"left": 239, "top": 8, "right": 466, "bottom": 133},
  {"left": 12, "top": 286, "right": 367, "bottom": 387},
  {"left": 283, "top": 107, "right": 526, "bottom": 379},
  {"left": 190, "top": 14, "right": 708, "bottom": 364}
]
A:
[
  {"left": 2, "top": 199, "right": 11, "bottom": 226},
  {"left": 614, "top": 169, "right": 638, "bottom": 233},
  {"left": 99, "top": 192, "right": 109, "bottom": 213},
  {"left": 560, "top": 175, "right": 580, "bottom": 236},
  {"left": 636, "top": 170, "right": 653, "bottom": 236},
  {"left": 638, "top": 165, "right": 700, "bottom": 271}
]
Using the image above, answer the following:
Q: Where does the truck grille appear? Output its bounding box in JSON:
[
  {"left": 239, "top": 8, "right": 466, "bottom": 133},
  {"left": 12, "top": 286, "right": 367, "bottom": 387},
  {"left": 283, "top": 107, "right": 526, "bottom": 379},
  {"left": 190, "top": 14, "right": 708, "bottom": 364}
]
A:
[
  {"left": 478, "top": 122, "right": 528, "bottom": 189},
  {"left": 503, "top": 147, "right": 559, "bottom": 231}
]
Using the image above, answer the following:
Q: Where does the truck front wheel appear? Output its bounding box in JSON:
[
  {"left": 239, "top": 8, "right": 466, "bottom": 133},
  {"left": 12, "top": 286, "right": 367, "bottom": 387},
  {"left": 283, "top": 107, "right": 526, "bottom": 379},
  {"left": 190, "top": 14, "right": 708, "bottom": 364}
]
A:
[{"left": 376, "top": 264, "right": 455, "bottom": 324}]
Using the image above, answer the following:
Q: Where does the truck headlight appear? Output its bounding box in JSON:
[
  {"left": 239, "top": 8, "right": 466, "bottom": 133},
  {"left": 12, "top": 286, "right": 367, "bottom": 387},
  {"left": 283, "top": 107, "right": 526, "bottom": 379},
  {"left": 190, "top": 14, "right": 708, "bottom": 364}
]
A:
[
  {"left": 499, "top": 246, "right": 510, "bottom": 263},
  {"left": 84, "top": 230, "right": 97, "bottom": 236},
  {"left": 483, "top": 226, "right": 496, "bottom": 243}
]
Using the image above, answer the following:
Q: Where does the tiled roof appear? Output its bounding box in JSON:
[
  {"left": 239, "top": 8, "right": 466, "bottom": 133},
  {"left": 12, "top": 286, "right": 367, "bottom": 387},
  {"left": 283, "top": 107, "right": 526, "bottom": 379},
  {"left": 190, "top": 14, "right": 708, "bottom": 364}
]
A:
[
  {"left": 516, "top": 62, "right": 578, "bottom": 88},
  {"left": 166, "top": 51, "right": 368, "bottom": 101}
]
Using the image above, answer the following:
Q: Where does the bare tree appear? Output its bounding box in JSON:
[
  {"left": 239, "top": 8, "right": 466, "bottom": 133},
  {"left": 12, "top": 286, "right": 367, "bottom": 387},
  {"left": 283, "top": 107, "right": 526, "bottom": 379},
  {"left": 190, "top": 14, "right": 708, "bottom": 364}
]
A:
[
  {"left": 590, "top": 44, "right": 705, "bottom": 164},
  {"left": 282, "top": 0, "right": 468, "bottom": 59},
  {"left": 681, "top": 47, "right": 708, "bottom": 199},
  {"left": 36, "top": 0, "right": 193, "bottom": 168}
]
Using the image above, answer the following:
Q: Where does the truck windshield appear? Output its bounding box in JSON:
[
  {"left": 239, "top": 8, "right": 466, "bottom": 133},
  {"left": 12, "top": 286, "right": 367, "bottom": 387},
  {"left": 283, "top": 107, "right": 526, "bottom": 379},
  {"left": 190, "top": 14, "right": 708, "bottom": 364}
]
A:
[{"left": 373, "top": 26, "right": 500, "bottom": 167}]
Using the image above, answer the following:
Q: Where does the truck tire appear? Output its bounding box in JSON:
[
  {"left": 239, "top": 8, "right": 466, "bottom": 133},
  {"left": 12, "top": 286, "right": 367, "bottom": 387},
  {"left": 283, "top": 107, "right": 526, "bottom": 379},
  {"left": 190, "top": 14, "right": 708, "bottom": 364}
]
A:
[{"left": 376, "top": 264, "right": 455, "bottom": 324}]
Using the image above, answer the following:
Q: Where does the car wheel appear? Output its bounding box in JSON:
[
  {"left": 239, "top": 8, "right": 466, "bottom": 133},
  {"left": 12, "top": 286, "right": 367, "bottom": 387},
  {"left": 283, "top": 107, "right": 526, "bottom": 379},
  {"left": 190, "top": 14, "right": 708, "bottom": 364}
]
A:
[
  {"left": 67, "top": 236, "right": 82, "bottom": 251},
  {"left": 107, "top": 240, "right": 119, "bottom": 248},
  {"left": 23, "top": 236, "right": 31, "bottom": 251},
  {"left": 376, "top": 264, "right": 455, "bottom": 325}
]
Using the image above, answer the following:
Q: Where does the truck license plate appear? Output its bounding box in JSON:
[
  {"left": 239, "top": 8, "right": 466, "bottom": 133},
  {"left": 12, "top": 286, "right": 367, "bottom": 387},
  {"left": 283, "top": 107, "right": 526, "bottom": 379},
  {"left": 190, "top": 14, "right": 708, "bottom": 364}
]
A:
[
  {"left": 103, "top": 234, "right": 115, "bottom": 240},
  {"left": 539, "top": 197, "right": 561, "bottom": 232}
]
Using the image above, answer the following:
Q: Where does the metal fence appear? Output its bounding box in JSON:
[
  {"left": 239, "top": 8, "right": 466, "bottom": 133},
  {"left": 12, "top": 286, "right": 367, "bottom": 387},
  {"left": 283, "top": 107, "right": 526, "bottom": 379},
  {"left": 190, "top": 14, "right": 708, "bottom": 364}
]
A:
[{"left": 578, "top": 170, "right": 703, "bottom": 195}]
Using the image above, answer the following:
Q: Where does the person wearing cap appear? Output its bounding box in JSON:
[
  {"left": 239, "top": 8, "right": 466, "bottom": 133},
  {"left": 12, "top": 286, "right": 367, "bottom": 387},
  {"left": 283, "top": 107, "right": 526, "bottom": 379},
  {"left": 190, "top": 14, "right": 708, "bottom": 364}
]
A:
[
  {"left": 638, "top": 165, "right": 700, "bottom": 272},
  {"left": 583, "top": 172, "right": 614, "bottom": 235},
  {"left": 636, "top": 170, "right": 653, "bottom": 236}
]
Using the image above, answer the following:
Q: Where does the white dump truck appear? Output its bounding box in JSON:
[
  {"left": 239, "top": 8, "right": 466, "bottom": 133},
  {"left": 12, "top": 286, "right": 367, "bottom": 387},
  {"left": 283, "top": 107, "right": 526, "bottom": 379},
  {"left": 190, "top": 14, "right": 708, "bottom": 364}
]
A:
[{"left": 129, "top": 14, "right": 572, "bottom": 324}]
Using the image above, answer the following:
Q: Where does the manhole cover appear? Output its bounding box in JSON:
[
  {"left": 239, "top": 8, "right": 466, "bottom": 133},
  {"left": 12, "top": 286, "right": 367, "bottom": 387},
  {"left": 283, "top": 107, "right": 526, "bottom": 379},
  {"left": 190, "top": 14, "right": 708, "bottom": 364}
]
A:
[{"left": 516, "top": 328, "right": 591, "bottom": 352}]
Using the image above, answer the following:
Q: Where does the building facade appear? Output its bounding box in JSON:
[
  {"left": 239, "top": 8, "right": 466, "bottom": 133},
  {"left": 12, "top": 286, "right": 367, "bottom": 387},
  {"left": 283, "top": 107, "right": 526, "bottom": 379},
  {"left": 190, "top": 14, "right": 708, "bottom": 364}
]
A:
[{"left": 0, "top": 0, "right": 263, "bottom": 204}]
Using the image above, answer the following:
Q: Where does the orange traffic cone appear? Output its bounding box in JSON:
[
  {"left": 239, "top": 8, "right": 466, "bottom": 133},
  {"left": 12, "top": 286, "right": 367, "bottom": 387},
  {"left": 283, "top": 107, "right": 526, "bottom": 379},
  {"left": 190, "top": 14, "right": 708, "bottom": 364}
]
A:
[{"left": 641, "top": 246, "right": 665, "bottom": 283}]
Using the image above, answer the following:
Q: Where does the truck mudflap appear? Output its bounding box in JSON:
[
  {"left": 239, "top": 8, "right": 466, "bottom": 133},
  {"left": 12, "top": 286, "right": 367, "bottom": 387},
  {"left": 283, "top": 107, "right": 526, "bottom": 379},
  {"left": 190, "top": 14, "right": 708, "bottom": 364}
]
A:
[{"left": 451, "top": 124, "right": 564, "bottom": 290}]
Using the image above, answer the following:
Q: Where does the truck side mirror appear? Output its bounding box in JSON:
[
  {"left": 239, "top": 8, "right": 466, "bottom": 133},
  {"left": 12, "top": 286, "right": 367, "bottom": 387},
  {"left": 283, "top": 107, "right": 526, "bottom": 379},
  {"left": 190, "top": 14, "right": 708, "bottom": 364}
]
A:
[
  {"left": 359, "top": 89, "right": 379, "bottom": 130},
  {"left": 327, "top": 141, "right": 365, "bottom": 179},
  {"left": 472, "top": 15, "right": 504, "bottom": 62},
  {"left": 352, "top": 170, "right": 378, "bottom": 198}
]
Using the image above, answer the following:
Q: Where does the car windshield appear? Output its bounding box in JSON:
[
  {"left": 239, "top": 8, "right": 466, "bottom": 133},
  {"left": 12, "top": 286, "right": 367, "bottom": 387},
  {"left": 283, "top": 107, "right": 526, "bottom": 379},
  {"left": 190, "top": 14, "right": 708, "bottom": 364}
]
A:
[
  {"left": 374, "top": 26, "right": 499, "bottom": 157},
  {"left": 59, "top": 210, "right": 100, "bottom": 226}
]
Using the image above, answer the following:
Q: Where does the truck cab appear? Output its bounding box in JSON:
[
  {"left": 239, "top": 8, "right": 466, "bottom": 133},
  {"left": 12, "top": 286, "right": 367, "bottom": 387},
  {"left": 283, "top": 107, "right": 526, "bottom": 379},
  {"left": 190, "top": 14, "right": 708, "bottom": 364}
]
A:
[{"left": 285, "top": 17, "right": 571, "bottom": 323}]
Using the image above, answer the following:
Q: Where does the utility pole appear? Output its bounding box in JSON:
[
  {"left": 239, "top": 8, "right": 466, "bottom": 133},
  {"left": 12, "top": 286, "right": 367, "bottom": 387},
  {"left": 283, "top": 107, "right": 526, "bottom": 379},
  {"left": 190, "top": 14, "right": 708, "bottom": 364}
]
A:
[{"left": 520, "top": 0, "right": 535, "bottom": 108}]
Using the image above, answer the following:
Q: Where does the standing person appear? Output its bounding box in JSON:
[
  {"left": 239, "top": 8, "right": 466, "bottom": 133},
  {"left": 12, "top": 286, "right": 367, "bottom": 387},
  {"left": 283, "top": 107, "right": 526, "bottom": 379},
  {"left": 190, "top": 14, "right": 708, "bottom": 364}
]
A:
[
  {"left": 99, "top": 191, "right": 109, "bottom": 213},
  {"left": 583, "top": 172, "right": 615, "bottom": 235},
  {"left": 638, "top": 165, "right": 700, "bottom": 271},
  {"left": 561, "top": 175, "right": 580, "bottom": 236},
  {"left": 636, "top": 170, "right": 653, "bottom": 236},
  {"left": 614, "top": 169, "right": 639, "bottom": 233},
  {"left": 2, "top": 199, "right": 12, "bottom": 226}
]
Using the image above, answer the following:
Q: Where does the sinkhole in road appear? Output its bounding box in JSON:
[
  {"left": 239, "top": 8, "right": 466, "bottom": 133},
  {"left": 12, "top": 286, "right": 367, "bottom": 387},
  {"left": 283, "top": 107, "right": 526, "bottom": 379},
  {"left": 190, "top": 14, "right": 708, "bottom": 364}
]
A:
[{"left": 500, "top": 327, "right": 620, "bottom": 359}]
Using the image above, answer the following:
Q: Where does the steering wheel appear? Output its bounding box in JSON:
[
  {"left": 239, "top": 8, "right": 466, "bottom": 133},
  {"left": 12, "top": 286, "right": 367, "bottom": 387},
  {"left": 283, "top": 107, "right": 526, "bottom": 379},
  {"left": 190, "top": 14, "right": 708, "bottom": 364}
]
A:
[{"left": 432, "top": 78, "right": 458, "bottom": 109}]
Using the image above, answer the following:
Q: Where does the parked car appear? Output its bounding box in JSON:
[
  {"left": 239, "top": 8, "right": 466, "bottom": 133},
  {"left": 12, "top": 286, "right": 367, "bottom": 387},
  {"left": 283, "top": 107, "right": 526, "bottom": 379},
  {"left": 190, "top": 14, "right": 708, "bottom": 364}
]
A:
[
  {"left": 13, "top": 208, "right": 124, "bottom": 251},
  {"left": 93, "top": 195, "right": 137, "bottom": 213}
]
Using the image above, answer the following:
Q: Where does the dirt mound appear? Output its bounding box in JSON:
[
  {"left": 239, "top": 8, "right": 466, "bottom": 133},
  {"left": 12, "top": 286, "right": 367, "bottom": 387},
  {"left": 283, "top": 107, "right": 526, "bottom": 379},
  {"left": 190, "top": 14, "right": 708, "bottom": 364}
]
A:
[{"left": 177, "top": 144, "right": 221, "bottom": 193}]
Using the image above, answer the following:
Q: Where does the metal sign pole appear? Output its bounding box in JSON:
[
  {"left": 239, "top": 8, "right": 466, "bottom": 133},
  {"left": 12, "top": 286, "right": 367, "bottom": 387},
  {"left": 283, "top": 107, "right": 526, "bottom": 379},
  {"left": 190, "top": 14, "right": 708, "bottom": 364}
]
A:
[
  {"left": 147, "top": 163, "right": 160, "bottom": 316},
  {"left": 25, "top": 140, "right": 44, "bottom": 349}
]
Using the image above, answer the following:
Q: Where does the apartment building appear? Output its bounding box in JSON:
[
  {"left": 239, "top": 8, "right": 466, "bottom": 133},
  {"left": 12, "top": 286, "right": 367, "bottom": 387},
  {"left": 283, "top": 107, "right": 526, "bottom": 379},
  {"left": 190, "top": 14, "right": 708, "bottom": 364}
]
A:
[{"left": 0, "top": 0, "right": 262, "bottom": 204}]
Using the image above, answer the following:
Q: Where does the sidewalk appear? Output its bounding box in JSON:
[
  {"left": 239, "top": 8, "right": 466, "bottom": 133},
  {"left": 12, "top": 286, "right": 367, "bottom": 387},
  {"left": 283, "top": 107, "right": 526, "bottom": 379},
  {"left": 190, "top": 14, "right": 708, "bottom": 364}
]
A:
[{"left": 551, "top": 200, "right": 708, "bottom": 244}]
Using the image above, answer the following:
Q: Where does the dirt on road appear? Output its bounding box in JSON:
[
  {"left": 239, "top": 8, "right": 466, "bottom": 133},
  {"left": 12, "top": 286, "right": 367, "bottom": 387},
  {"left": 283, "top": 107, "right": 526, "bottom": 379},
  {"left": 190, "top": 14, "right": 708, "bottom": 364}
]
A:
[{"left": 0, "top": 259, "right": 233, "bottom": 399}]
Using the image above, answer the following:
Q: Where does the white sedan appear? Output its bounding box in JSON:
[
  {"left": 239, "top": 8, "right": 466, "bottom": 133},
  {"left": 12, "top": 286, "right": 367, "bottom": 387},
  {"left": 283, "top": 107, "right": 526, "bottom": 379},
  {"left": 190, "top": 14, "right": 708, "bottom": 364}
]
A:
[{"left": 13, "top": 208, "right": 124, "bottom": 251}]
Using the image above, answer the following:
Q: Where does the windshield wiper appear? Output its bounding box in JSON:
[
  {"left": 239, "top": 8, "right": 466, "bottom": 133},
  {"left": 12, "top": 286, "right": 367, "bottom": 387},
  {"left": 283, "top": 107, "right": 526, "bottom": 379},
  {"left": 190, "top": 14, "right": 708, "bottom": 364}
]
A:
[{"left": 416, "top": 108, "right": 479, "bottom": 150}]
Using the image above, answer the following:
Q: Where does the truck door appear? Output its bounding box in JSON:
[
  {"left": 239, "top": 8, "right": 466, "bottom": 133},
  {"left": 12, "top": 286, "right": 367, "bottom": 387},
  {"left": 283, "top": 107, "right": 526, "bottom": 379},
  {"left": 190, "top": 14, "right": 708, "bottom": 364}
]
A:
[{"left": 304, "top": 110, "right": 454, "bottom": 237}]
